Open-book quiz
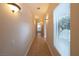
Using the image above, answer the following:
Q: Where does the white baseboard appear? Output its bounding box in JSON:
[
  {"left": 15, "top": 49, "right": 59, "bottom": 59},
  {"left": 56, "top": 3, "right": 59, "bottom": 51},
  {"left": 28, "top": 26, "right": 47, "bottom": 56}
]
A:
[
  {"left": 24, "top": 37, "right": 35, "bottom": 56},
  {"left": 45, "top": 40, "right": 54, "bottom": 56}
]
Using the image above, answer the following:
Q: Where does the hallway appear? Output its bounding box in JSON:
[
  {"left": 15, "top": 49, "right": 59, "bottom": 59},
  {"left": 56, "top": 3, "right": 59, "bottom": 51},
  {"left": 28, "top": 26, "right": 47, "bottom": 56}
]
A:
[
  {"left": 27, "top": 33, "right": 52, "bottom": 56},
  {"left": 0, "top": 3, "right": 72, "bottom": 56}
]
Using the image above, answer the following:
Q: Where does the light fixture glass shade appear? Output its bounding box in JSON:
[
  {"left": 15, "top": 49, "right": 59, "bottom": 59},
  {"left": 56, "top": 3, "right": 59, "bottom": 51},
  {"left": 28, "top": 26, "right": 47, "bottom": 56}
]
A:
[
  {"left": 46, "top": 14, "right": 48, "bottom": 19},
  {"left": 9, "top": 5, "right": 19, "bottom": 12},
  {"left": 46, "top": 19, "right": 48, "bottom": 23},
  {"left": 7, "top": 3, "right": 21, "bottom": 13}
]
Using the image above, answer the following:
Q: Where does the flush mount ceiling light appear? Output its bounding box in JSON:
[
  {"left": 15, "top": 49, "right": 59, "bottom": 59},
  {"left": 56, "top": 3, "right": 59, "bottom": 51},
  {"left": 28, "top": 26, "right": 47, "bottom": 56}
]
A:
[
  {"left": 37, "top": 7, "right": 40, "bottom": 10},
  {"left": 7, "top": 3, "right": 21, "bottom": 13}
]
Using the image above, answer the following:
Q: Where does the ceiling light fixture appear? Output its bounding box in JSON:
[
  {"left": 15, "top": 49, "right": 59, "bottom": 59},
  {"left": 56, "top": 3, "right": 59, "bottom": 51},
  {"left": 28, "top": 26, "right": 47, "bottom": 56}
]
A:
[
  {"left": 7, "top": 3, "right": 21, "bottom": 13},
  {"left": 37, "top": 7, "right": 40, "bottom": 10}
]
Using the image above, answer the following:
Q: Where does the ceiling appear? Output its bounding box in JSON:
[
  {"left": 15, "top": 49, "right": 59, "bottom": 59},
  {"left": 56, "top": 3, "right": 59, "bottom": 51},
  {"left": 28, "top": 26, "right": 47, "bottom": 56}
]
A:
[{"left": 19, "top": 3, "right": 49, "bottom": 18}]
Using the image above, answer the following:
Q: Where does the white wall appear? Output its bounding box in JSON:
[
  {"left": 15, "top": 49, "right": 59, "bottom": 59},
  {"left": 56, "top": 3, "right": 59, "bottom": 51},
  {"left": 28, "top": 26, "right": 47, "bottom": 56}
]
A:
[{"left": 0, "top": 4, "right": 36, "bottom": 56}]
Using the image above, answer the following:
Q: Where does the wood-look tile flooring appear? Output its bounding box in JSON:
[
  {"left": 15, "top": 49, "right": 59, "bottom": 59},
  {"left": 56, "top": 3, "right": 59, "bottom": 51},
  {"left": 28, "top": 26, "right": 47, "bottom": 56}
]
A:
[{"left": 27, "top": 33, "right": 51, "bottom": 56}]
